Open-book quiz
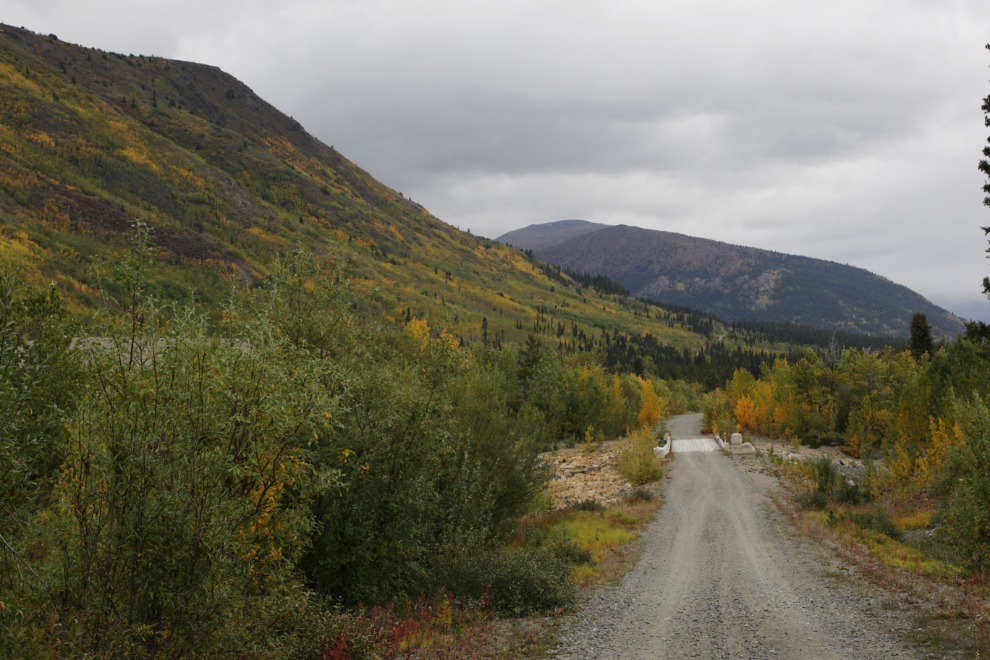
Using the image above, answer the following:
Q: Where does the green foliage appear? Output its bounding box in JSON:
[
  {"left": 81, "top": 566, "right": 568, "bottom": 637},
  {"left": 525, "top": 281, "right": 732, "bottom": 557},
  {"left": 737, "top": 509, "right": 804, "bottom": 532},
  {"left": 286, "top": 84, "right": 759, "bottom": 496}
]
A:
[
  {"left": 518, "top": 522, "right": 594, "bottom": 565},
  {"left": 300, "top": 330, "right": 552, "bottom": 605},
  {"left": 809, "top": 455, "right": 839, "bottom": 494},
  {"left": 794, "top": 490, "right": 829, "bottom": 511},
  {"left": 700, "top": 388, "right": 734, "bottom": 435},
  {"left": 848, "top": 509, "right": 903, "bottom": 541},
  {"left": 616, "top": 429, "right": 665, "bottom": 486},
  {"left": 938, "top": 395, "right": 990, "bottom": 569},
  {"left": 910, "top": 311, "right": 934, "bottom": 360},
  {"left": 0, "top": 240, "right": 585, "bottom": 654},
  {"left": 0, "top": 269, "right": 84, "bottom": 601},
  {"left": 425, "top": 542, "right": 576, "bottom": 616},
  {"left": 626, "top": 487, "right": 656, "bottom": 502},
  {"left": 572, "top": 498, "right": 606, "bottom": 513},
  {"left": 833, "top": 476, "right": 870, "bottom": 506},
  {"left": 32, "top": 240, "right": 337, "bottom": 655}
]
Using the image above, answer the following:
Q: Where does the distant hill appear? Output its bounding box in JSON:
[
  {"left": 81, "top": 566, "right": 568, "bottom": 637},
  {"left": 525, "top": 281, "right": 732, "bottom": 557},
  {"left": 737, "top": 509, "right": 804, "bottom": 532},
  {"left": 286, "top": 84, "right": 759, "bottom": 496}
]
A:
[
  {"left": 498, "top": 222, "right": 963, "bottom": 338},
  {"left": 498, "top": 220, "right": 609, "bottom": 250},
  {"left": 0, "top": 24, "right": 720, "bottom": 361}
]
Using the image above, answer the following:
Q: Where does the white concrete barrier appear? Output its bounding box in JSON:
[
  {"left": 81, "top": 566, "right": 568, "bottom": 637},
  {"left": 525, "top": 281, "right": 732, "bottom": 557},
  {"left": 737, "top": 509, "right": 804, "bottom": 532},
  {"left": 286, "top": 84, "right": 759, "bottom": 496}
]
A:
[{"left": 729, "top": 432, "right": 755, "bottom": 455}]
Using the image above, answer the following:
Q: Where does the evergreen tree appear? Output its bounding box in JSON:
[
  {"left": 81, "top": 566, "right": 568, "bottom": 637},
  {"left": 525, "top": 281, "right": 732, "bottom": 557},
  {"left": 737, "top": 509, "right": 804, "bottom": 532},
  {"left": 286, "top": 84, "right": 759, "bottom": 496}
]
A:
[
  {"left": 982, "top": 44, "right": 990, "bottom": 298},
  {"left": 910, "top": 312, "right": 934, "bottom": 360}
]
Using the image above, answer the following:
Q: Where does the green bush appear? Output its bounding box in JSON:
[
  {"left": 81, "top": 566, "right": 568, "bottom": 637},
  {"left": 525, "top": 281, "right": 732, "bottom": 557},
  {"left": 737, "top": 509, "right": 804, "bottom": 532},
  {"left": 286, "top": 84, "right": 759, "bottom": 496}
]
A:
[
  {"left": 427, "top": 543, "right": 576, "bottom": 616},
  {"left": 626, "top": 486, "right": 656, "bottom": 502},
  {"left": 617, "top": 429, "right": 665, "bottom": 485},
  {"left": 548, "top": 539, "right": 593, "bottom": 566},
  {"left": 701, "top": 388, "right": 734, "bottom": 434},
  {"left": 938, "top": 396, "right": 990, "bottom": 568},
  {"left": 301, "top": 336, "right": 551, "bottom": 605},
  {"left": 834, "top": 476, "right": 869, "bottom": 505},
  {"left": 848, "top": 509, "right": 903, "bottom": 541},
  {"left": 573, "top": 498, "right": 606, "bottom": 512},
  {"left": 519, "top": 524, "right": 592, "bottom": 565},
  {"left": 794, "top": 489, "right": 828, "bottom": 510},
  {"left": 809, "top": 455, "right": 839, "bottom": 493},
  {"left": 29, "top": 246, "right": 336, "bottom": 655}
]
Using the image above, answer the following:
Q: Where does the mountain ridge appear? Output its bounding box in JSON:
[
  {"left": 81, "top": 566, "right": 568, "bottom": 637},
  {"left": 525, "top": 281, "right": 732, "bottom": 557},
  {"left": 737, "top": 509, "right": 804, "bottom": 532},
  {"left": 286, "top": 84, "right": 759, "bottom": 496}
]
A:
[
  {"left": 0, "top": 23, "right": 720, "bottom": 361},
  {"left": 497, "top": 221, "right": 963, "bottom": 337}
]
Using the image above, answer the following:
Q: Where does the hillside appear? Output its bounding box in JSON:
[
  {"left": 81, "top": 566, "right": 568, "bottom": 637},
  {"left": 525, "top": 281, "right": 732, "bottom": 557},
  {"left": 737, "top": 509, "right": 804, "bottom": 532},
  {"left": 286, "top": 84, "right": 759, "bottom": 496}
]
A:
[
  {"left": 498, "top": 222, "right": 963, "bottom": 337},
  {"left": 0, "top": 24, "right": 723, "bottom": 358}
]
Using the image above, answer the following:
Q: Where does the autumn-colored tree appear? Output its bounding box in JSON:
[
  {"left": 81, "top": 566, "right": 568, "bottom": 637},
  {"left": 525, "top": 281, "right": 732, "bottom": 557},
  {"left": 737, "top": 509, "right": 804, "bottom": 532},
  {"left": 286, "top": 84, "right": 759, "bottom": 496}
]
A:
[{"left": 637, "top": 378, "right": 663, "bottom": 430}]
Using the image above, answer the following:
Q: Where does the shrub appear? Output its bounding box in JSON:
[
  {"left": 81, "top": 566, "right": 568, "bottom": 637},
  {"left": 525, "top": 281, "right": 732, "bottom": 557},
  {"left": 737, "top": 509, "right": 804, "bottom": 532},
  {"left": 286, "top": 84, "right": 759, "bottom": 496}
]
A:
[
  {"left": 427, "top": 543, "right": 576, "bottom": 616},
  {"left": 809, "top": 455, "right": 838, "bottom": 493},
  {"left": 573, "top": 498, "right": 605, "bottom": 512},
  {"left": 794, "top": 489, "right": 828, "bottom": 510},
  {"left": 626, "top": 486, "right": 656, "bottom": 502},
  {"left": 938, "top": 396, "right": 990, "bottom": 569},
  {"left": 849, "top": 509, "right": 903, "bottom": 541},
  {"left": 617, "top": 429, "right": 665, "bottom": 485},
  {"left": 834, "top": 476, "right": 869, "bottom": 505},
  {"left": 547, "top": 538, "right": 594, "bottom": 565},
  {"left": 31, "top": 244, "right": 336, "bottom": 655},
  {"left": 701, "top": 388, "right": 734, "bottom": 434}
]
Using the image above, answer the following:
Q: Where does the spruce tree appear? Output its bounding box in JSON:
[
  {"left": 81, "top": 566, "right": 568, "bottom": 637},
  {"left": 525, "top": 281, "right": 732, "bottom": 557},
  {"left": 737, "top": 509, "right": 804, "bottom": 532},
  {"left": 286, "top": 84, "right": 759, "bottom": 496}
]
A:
[
  {"left": 910, "top": 312, "right": 934, "bottom": 360},
  {"left": 982, "top": 44, "right": 990, "bottom": 298}
]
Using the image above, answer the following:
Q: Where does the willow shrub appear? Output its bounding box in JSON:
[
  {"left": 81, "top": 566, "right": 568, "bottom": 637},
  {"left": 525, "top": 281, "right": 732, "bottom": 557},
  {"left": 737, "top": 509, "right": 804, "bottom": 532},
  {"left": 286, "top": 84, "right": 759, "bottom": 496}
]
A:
[
  {"left": 20, "top": 239, "right": 344, "bottom": 656},
  {"left": 425, "top": 540, "right": 575, "bottom": 616},
  {"left": 617, "top": 429, "right": 665, "bottom": 486},
  {"left": 0, "top": 271, "right": 85, "bottom": 645},
  {"left": 0, "top": 272, "right": 83, "bottom": 562},
  {"left": 700, "top": 388, "right": 734, "bottom": 435},
  {"left": 300, "top": 326, "right": 553, "bottom": 606},
  {"left": 939, "top": 395, "right": 990, "bottom": 570}
]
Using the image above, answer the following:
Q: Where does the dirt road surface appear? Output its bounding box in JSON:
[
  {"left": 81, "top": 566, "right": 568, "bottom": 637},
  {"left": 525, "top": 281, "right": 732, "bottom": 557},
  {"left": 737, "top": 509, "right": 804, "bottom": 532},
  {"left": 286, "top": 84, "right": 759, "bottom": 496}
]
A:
[{"left": 555, "top": 413, "right": 918, "bottom": 660}]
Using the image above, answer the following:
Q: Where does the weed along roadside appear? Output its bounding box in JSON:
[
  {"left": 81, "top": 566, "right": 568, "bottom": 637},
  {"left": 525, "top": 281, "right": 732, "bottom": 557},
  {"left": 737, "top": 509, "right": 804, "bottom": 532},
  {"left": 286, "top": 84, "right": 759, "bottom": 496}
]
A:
[{"left": 763, "top": 447, "right": 990, "bottom": 657}]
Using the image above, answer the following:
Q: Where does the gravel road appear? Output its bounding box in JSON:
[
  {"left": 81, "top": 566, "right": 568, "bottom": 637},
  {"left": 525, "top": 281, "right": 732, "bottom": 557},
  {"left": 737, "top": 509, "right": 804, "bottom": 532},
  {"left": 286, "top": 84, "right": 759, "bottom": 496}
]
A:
[{"left": 555, "top": 413, "right": 919, "bottom": 660}]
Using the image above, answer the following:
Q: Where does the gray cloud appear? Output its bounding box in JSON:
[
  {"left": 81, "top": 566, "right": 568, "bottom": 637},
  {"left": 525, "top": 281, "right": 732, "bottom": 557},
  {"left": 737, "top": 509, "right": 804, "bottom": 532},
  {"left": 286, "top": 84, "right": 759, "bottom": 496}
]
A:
[{"left": 8, "top": 0, "right": 990, "bottom": 320}]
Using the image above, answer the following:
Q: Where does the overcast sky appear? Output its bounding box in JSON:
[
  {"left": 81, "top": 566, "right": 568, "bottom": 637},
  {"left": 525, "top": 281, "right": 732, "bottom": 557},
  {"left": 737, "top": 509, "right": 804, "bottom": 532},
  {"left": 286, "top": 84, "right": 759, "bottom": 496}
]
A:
[{"left": 8, "top": 0, "right": 990, "bottom": 321}]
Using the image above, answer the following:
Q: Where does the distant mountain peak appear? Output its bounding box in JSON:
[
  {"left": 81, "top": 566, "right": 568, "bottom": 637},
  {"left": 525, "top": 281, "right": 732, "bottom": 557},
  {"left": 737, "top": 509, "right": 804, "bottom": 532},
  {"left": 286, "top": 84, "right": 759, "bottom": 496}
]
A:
[
  {"left": 496, "top": 219, "right": 609, "bottom": 249},
  {"left": 507, "top": 221, "right": 962, "bottom": 338}
]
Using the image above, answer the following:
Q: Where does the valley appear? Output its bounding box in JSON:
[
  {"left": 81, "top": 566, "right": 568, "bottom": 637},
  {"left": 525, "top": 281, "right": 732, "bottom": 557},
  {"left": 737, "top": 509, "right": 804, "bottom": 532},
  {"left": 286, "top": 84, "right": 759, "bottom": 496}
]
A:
[{"left": 1, "top": 21, "right": 989, "bottom": 660}]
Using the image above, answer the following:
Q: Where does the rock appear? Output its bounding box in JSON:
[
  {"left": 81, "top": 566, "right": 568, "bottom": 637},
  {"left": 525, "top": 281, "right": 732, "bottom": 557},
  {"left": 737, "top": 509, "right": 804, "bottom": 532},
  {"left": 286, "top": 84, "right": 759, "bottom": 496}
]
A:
[{"left": 541, "top": 446, "right": 634, "bottom": 508}]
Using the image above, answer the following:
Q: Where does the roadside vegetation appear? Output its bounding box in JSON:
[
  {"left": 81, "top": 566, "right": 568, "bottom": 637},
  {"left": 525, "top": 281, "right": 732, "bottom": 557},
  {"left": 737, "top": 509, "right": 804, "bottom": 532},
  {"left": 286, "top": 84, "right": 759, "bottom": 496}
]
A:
[
  {"left": 730, "top": 332, "right": 990, "bottom": 657},
  {"left": 0, "top": 234, "right": 677, "bottom": 658}
]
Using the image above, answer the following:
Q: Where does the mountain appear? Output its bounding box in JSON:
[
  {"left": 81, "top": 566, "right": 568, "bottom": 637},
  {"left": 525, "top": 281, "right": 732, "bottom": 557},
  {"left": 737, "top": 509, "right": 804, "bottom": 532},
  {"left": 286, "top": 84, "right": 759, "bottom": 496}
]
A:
[
  {"left": 497, "top": 222, "right": 963, "bottom": 338},
  {"left": 498, "top": 219, "right": 608, "bottom": 250},
  {"left": 0, "top": 24, "right": 717, "bottom": 358}
]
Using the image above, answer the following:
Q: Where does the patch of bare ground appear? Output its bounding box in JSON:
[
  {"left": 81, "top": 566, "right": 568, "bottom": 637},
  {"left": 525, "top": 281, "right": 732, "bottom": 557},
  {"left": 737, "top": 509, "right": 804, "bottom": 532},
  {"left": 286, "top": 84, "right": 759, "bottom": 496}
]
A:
[{"left": 540, "top": 446, "right": 634, "bottom": 508}]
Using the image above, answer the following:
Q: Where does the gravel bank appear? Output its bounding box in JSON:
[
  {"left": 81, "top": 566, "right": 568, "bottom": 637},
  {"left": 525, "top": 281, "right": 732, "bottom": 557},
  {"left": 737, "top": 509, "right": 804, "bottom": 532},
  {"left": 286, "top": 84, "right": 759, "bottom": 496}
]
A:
[{"left": 553, "top": 413, "right": 920, "bottom": 660}]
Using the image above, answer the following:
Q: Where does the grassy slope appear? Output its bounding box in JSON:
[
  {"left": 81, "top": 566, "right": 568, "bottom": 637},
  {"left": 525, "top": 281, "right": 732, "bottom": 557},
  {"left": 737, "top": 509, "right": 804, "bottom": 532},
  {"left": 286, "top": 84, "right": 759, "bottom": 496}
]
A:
[{"left": 0, "top": 24, "right": 706, "bottom": 350}]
